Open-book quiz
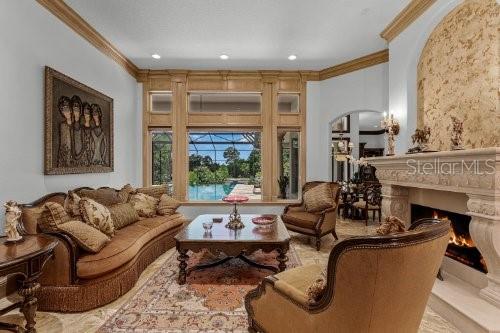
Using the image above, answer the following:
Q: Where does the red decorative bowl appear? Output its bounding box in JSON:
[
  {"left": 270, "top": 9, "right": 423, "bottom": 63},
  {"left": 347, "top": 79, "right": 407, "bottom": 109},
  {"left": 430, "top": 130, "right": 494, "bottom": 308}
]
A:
[
  {"left": 222, "top": 195, "right": 249, "bottom": 204},
  {"left": 252, "top": 214, "right": 277, "bottom": 226}
]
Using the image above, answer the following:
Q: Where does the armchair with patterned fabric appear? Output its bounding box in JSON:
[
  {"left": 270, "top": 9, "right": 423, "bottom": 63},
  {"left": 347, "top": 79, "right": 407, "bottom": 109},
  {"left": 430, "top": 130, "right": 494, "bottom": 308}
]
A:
[
  {"left": 245, "top": 218, "right": 451, "bottom": 333},
  {"left": 281, "top": 181, "right": 340, "bottom": 251}
]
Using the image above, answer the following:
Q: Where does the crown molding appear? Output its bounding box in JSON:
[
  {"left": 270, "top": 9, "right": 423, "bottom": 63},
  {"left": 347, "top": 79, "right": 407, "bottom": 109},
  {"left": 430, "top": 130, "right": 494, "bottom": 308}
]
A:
[
  {"left": 138, "top": 50, "right": 387, "bottom": 83},
  {"left": 36, "top": 0, "right": 139, "bottom": 79},
  {"left": 318, "top": 49, "right": 389, "bottom": 81},
  {"left": 380, "top": 0, "right": 436, "bottom": 42},
  {"left": 137, "top": 69, "right": 320, "bottom": 82},
  {"left": 37, "top": 1, "right": 385, "bottom": 82}
]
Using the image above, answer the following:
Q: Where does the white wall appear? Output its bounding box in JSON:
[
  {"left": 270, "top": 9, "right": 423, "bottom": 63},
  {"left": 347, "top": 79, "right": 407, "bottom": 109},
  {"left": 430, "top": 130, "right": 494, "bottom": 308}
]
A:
[
  {"left": 0, "top": 1, "right": 140, "bottom": 230},
  {"left": 306, "top": 63, "right": 389, "bottom": 181},
  {"left": 388, "top": 0, "right": 462, "bottom": 154},
  {"left": 305, "top": 81, "right": 324, "bottom": 180}
]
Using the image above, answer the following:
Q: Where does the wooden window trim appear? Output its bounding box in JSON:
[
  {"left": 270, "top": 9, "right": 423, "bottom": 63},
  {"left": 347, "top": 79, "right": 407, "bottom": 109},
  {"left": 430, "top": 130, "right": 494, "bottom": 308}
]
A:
[{"left": 142, "top": 74, "right": 307, "bottom": 203}]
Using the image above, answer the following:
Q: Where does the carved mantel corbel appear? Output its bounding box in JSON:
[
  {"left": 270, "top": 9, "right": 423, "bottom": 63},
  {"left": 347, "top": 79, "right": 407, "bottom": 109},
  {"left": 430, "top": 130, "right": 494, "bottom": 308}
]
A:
[{"left": 467, "top": 194, "right": 500, "bottom": 308}]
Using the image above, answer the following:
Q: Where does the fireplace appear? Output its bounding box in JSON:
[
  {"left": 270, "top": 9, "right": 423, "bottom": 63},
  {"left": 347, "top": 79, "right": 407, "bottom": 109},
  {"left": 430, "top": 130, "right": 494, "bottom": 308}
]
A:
[{"left": 411, "top": 204, "right": 487, "bottom": 274}]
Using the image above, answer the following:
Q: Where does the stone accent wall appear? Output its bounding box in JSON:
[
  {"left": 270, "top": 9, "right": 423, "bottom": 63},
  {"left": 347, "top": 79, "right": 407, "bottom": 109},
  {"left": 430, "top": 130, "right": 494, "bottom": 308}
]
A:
[{"left": 417, "top": 0, "right": 499, "bottom": 150}]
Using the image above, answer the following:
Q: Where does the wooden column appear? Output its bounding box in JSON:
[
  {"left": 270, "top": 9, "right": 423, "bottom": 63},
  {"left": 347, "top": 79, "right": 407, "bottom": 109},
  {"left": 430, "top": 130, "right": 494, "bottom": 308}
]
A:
[
  {"left": 171, "top": 74, "right": 188, "bottom": 201},
  {"left": 141, "top": 80, "right": 150, "bottom": 186},
  {"left": 299, "top": 78, "right": 307, "bottom": 192},
  {"left": 261, "top": 78, "right": 274, "bottom": 201}
]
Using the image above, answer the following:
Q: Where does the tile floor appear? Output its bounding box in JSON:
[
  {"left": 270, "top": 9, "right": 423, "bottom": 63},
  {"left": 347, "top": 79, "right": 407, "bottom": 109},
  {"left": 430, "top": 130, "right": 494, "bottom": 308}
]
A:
[{"left": 0, "top": 218, "right": 460, "bottom": 333}]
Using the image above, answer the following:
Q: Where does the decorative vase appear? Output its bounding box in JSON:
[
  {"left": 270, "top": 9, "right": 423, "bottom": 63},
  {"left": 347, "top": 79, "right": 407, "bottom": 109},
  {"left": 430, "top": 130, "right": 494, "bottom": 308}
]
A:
[{"left": 222, "top": 195, "right": 249, "bottom": 230}]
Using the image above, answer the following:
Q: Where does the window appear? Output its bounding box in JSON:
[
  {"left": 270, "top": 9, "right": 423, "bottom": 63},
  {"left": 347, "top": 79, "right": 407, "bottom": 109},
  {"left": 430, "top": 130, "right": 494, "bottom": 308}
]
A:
[
  {"left": 188, "top": 131, "right": 261, "bottom": 200},
  {"left": 143, "top": 73, "right": 306, "bottom": 202},
  {"left": 189, "top": 93, "right": 261, "bottom": 113},
  {"left": 151, "top": 92, "right": 172, "bottom": 113},
  {"left": 151, "top": 130, "right": 173, "bottom": 189},
  {"left": 278, "top": 94, "right": 299, "bottom": 113},
  {"left": 278, "top": 130, "right": 300, "bottom": 199}
]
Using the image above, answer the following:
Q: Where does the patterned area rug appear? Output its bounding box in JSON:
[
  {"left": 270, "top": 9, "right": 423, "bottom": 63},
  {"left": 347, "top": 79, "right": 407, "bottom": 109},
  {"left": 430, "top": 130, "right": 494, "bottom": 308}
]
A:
[{"left": 98, "top": 248, "right": 301, "bottom": 332}]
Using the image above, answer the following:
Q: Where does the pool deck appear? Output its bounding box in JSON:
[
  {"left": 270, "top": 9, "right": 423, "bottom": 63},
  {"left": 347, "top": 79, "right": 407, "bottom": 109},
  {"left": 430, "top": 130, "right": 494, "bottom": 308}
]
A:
[{"left": 228, "top": 184, "right": 261, "bottom": 200}]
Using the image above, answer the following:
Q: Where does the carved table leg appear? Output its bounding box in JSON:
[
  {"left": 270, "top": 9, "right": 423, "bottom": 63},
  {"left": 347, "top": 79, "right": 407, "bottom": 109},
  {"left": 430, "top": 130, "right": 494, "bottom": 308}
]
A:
[
  {"left": 277, "top": 249, "right": 288, "bottom": 272},
  {"left": 177, "top": 249, "right": 189, "bottom": 285},
  {"left": 18, "top": 278, "right": 40, "bottom": 333}
]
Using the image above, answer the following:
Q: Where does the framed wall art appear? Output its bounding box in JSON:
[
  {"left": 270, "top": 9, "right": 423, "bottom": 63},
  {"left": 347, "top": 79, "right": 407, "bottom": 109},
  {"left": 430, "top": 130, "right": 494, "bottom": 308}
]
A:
[{"left": 44, "top": 66, "right": 113, "bottom": 175}]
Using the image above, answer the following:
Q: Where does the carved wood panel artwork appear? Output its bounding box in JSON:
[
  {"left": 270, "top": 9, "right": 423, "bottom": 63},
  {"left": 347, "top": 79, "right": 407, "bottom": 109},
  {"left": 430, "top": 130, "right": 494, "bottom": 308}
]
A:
[
  {"left": 417, "top": 0, "right": 499, "bottom": 151},
  {"left": 44, "top": 67, "right": 113, "bottom": 174}
]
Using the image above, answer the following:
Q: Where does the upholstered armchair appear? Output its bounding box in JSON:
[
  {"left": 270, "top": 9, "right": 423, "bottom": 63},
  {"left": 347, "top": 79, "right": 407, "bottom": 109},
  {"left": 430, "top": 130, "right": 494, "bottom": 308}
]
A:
[
  {"left": 245, "top": 218, "right": 450, "bottom": 333},
  {"left": 281, "top": 182, "right": 340, "bottom": 251}
]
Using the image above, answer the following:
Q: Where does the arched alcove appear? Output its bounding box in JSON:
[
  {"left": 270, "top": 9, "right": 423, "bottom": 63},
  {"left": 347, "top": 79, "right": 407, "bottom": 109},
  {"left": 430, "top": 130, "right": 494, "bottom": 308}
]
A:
[
  {"left": 417, "top": 0, "right": 499, "bottom": 150},
  {"left": 328, "top": 110, "right": 385, "bottom": 181}
]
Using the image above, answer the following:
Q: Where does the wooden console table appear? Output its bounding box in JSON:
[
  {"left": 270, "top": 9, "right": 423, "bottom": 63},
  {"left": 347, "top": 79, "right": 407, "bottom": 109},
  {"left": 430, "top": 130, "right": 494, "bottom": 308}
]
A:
[{"left": 0, "top": 235, "right": 58, "bottom": 333}]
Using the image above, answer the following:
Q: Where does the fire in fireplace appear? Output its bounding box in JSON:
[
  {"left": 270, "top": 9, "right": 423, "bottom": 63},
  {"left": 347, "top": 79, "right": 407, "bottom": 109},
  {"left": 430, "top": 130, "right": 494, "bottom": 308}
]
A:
[{"left": 411, "top": 204, "right": 487, "bottom": 273}]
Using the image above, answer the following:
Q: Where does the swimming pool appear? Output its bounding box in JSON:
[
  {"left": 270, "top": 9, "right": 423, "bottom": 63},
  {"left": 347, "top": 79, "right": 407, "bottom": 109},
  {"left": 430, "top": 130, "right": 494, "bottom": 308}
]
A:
[{"left": 188, "top": 183, "right": 235, "bottom": 200}]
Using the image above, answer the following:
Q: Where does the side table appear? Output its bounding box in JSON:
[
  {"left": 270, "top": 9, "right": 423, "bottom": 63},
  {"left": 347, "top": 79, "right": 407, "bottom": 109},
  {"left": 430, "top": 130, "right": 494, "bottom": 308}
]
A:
[{"left": 0, "top": 234, "right": 58, "bottom": 333}]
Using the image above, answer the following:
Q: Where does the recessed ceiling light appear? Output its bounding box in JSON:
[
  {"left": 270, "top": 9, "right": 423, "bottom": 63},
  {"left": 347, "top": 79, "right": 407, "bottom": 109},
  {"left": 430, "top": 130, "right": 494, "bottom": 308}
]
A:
[
  {"left": 288, "top": 54, "right": 297, "bottom": 61},
  {"left": 220, "top": 54, "right": 229, "bottom": 60},
  {"left": 152, "top": 54, "right": 161, "bottom": 59}
]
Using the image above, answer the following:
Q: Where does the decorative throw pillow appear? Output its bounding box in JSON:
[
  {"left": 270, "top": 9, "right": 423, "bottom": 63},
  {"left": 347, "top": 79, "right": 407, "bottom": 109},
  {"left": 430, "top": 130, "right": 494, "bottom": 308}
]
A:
[
  {"left": 57, "top": 220, "right": 110, "bottom": 253},
  {"left": 79, "top": 198, "right": 115, "bottom": 236},
  {"left": 157, "top": 194, "right": 181, "bottom": 216},
  {"left": 117, "top": 184, "right": 135, "bottom": 203},
  {"left": 376, "top": 216, "right": 406, "bottom": 235},
  {"left": 108, "top": 203, "right": 139, "bottom": 229},
  {"left": 303, "top": 183, "right": 334, "bottom": 213},
  {"left": 129, "top": 193, "right": 159, "bottom": 218},
  {"left": 136, "top": 184, "right": 167, "bottom": 199},
  {"left": 306, "top": 269, "right": 327, "bottom": 304},
  {"left": 78, "top": 188, "right": 122, "bottom": 206},
  {"left": 64, "top": 191, "right": 82, "bottom": 217},
  {"left": 39, "top": 202, "right": 71, "bottom": 232}
]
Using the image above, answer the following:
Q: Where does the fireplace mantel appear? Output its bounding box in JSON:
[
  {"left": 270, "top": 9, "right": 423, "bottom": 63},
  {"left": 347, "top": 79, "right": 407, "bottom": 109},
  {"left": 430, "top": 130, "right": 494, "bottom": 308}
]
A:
[
  {"left": 366, "top": 147, "right": 500, "bottom": 311},
  {"left": 366, "top": 147, "right": 499, "bottom": 196}
]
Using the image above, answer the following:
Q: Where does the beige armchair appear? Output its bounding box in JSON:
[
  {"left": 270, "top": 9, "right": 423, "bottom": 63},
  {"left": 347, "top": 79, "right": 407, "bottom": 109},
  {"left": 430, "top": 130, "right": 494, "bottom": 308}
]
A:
[
  {"left": 281, "top": 182, "right": 340, "bottom": 251},
  {"left": 245, "top": 218, "right": 450, "bottom": 333}
]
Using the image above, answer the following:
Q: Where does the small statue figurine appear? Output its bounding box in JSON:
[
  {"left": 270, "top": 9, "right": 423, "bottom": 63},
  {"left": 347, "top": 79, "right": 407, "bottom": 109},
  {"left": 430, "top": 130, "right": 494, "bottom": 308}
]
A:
[
  {"left": 4, "top": 200, "right": 23, "bottom": 242},
  {"left": 408, "top": 126, "right": 431, "bottom": 153},
  {"left": 450, "top": 116, "right": 464, "bottom": 150},
  {"left": 381, "top": 113, "right": 400, "bottom": 156}
]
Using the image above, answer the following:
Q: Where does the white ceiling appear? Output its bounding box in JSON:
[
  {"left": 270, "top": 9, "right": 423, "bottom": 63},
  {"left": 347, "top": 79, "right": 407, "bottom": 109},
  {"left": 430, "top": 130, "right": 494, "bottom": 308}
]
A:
[{"left": 65, "top": 0, "right": 409, "bottom": 70}]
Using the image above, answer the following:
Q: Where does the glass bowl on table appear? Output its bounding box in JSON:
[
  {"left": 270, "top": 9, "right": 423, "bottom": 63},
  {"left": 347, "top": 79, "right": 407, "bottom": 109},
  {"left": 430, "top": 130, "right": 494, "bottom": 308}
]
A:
[{"left": 252, "top": 214, "right": 277, "bottom": 233}]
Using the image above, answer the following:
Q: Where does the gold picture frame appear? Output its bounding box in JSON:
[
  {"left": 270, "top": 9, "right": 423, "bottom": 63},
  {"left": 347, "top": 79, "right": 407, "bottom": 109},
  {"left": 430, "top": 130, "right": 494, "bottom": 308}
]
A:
[{"left": 44, "top": 66, "right": 113, "bottom": 175}]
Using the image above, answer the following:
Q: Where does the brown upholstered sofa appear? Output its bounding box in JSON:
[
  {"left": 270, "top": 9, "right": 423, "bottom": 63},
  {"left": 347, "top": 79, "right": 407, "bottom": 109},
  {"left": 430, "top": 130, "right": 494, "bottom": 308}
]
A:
[
  {"left": 19, "top": 186, "right": 187, "bottom": 312},
  {"left": 245, "top": 218, "right": 450, "bottom": 333}
]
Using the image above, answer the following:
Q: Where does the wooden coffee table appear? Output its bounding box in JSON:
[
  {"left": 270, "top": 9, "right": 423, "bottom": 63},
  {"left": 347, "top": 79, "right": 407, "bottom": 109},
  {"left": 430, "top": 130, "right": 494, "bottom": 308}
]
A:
[{"left": 174, "top": 214, "right": 290, "bottom": 284}]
